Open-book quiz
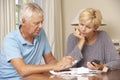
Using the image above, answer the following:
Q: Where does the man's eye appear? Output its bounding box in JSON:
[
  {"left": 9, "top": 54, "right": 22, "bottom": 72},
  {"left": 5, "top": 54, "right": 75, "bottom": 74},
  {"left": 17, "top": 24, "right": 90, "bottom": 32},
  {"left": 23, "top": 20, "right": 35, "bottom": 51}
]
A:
[
  {"left": 34, "top": 22, "right": 39, "bottom": 25},
  {"left": 80, "top": 23, "right": 84, "bottom": 26},
  {"left": 34, "top": 21, "right": 43, "bottom": 25}
]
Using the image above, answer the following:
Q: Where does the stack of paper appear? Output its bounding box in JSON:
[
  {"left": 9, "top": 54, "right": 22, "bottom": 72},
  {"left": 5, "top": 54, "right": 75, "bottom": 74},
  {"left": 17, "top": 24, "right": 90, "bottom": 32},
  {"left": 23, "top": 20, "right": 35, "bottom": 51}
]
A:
[{"left": 49, "top": 67, "right": 102, "bottom": 76}]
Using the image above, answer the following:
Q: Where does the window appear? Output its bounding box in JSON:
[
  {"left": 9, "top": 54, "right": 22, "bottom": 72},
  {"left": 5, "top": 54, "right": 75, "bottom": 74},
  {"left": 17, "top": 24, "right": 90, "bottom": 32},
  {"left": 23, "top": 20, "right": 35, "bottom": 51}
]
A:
[{"left": 16, "top": 0, "right": 28, "bottom": 28}]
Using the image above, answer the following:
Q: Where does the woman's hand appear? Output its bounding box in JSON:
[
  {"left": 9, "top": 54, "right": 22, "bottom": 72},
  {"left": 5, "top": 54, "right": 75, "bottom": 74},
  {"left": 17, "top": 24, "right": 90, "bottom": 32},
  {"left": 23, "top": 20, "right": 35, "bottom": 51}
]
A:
[
  {"left": 87, "top": 62, "right": 104, "bottom": 70},
  {"left": 73, "top": 28, "right": 85, "bottom": 50},
  {"left": 73, "top": 28, "right": 85, "bottom": 40}
]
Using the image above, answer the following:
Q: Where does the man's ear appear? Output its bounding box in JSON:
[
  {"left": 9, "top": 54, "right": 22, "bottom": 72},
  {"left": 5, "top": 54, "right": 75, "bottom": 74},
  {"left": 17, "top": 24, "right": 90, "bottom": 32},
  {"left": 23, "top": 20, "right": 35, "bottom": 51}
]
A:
[{"left": 21, "top": 18, "right": 26, "bottom": 24}]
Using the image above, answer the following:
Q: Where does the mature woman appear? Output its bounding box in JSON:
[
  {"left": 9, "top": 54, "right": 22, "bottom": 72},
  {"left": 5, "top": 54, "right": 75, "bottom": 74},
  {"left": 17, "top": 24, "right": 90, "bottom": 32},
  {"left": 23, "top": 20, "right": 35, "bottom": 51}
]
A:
[{"left": 65, "top": 8, "right": 120, "bottom": 71}]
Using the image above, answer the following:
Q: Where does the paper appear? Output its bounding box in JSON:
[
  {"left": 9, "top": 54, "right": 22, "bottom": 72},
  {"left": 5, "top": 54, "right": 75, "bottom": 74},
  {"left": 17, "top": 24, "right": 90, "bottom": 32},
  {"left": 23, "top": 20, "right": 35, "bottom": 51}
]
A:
[
  {"left": 49, "top": 70, "right": 73, "bottom": 75},
  {"left": 49, "top": 67, "right": 102, "bottom": 76},
  {"left": 70, "top": 67, "right": 90, "bottom": 74},
  {"left": 72, "top": 60, "right": 78, "bottom": 66}
]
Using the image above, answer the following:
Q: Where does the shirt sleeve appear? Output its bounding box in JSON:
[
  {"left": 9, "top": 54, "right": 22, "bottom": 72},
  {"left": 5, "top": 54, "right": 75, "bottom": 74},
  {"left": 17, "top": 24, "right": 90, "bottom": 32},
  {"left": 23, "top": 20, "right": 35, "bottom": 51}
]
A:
[
  {"left": 41, "top": 29, "right": 51, "bottom": 55},
  {"left": 3, "top": 36, "right": 22, "bottom": 62},
  {"left": 65, "top": 33, "right": 83, "bottom": 61},
  {"left": 103, "top": 32, "right": 120, "bottom": 70}
]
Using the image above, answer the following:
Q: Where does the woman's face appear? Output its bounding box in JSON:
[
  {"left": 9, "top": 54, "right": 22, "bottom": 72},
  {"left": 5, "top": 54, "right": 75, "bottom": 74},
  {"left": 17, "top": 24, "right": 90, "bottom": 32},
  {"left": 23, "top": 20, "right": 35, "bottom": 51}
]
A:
[{"left": 78, "top": 21, "right": 96, "bottom": 37}]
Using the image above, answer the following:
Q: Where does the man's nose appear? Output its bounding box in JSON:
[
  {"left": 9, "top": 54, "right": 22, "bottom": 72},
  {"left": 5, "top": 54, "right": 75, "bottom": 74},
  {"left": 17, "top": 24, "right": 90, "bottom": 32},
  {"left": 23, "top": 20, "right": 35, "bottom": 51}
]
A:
[{"left": 38, "top": 23, "right": 42, "bottom": 28}]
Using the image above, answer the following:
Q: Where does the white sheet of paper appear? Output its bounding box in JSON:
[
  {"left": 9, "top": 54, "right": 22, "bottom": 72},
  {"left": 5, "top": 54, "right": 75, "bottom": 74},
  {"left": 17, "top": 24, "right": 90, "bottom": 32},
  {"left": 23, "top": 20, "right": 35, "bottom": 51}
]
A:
[{"left": 49, "top": 67, "right": 102, "bottom": 76}]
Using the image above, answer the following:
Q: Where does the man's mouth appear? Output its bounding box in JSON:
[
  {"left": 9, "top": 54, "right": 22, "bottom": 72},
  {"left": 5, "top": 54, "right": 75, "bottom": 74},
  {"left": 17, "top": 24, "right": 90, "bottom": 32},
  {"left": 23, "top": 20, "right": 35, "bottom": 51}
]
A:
[{"left": 36, "top": 29, "right": 41, "bottom": 34}]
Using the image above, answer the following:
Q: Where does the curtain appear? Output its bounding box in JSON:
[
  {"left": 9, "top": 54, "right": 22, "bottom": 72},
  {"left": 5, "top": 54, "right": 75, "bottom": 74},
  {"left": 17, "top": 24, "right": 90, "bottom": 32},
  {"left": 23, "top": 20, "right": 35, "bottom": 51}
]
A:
[
  {"left": 0, "top": 0, "right": 16, "bottom": 47},
  {"left": 41, "top": 0, "right": 55, "bottom": 55},
  {"left": 54, "top": 0, "right": 64, "bottom": 60},
  {"left": 41, "top": 0, "right": 63, "bottom": 60}
]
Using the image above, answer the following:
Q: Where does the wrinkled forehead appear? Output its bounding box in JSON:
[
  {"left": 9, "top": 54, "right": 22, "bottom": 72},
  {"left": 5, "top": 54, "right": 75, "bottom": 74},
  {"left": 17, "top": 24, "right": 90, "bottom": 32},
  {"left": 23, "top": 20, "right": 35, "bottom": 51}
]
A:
[
  {"left": 30, "top": 12, "right": 44, "bottom": 22},
  {"left": 34, "top": 11, "right": 43, "bottom": 17}
]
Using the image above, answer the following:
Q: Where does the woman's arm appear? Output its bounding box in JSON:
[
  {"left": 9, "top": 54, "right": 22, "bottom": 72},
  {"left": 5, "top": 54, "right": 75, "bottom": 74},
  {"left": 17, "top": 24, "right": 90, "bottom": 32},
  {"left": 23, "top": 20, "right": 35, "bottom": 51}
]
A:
[
  {"left": 104, "top": 32, "right": 120, "bottom": 70},
  {"left": 65, "top": 33, "right": 85, "bottom": 61}
]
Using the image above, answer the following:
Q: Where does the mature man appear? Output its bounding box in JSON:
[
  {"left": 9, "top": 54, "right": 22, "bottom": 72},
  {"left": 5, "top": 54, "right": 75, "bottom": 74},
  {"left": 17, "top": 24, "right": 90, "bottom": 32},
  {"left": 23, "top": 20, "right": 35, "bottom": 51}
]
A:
[{"left": 0, "top": 3, "right": 73, "bottom": 80}]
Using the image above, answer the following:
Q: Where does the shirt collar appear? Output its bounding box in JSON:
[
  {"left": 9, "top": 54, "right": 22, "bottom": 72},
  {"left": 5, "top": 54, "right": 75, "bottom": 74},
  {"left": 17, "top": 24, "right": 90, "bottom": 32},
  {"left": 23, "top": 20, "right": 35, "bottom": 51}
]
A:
[
  {"left": 17, "top": 25, "right": 39, "bottom": 45},
  {"left": 17, "top": 25, "right": 28, "bottom": 45}
]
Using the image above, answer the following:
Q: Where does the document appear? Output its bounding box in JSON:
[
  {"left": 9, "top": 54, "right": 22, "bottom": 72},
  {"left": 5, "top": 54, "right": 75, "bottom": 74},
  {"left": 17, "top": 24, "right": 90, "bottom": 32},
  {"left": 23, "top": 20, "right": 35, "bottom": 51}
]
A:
[{"left": 50, "top": 67, "right": 102, "bottom": 76}]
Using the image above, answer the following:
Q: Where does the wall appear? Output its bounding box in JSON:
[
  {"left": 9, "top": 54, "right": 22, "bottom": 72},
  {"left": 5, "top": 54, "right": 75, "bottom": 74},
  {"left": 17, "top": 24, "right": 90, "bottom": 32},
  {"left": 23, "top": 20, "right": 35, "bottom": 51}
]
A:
[{"left": 61, "top": 0, "right": 120, "bottom": 52}]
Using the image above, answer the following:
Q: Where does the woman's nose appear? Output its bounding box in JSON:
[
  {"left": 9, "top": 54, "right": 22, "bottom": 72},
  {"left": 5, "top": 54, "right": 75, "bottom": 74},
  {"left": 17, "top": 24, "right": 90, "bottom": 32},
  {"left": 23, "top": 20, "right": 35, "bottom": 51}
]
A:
[{"left": 81, "top": 26, "right": 86, "bottom": 31}]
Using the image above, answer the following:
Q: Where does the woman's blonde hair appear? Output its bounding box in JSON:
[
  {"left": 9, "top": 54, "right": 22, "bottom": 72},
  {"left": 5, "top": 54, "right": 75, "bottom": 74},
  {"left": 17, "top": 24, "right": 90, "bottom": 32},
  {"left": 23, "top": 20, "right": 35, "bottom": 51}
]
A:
[
  {"left": 79, "top": 8, "right": 102, "bottom": 29},
  {"left": 20, "top": 3, "right": 43, "bottom": 22}
]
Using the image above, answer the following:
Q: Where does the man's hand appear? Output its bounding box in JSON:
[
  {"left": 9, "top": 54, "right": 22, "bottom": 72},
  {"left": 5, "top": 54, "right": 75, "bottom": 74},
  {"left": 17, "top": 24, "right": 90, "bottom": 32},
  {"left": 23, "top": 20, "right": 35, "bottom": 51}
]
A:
[
  {"left": 53, "top": 56, "right": 74, "bottom": 71},
  {"left": 87, "top": 62, "right": 104, "bottom": 70}
]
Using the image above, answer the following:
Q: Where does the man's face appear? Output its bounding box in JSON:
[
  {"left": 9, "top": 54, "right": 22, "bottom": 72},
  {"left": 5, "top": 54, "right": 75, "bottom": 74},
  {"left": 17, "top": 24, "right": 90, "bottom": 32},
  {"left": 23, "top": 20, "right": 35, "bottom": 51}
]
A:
[{"left": 23, "top": 12, "right": 43, "bottom": 37}]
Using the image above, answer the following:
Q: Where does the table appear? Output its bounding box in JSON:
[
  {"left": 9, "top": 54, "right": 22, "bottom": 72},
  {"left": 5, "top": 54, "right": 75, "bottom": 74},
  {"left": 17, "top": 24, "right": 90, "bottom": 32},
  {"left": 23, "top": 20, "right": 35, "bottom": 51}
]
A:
[{"left": 24, "top": 70, "right": 120, "bottom": 80}]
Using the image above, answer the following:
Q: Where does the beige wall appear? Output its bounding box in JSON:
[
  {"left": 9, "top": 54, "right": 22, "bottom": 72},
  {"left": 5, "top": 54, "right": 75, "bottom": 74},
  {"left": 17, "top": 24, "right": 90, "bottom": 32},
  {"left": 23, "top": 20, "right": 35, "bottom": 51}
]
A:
[{"left": 61, "top": 0, "right": 120, "bottom": 52}]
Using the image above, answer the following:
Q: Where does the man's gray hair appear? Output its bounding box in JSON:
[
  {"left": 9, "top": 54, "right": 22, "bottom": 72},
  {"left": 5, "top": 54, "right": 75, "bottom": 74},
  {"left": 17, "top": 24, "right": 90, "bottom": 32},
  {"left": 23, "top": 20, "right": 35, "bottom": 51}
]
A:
[{"left": 20, "top": 3, "right": 43, "bottom": 22}]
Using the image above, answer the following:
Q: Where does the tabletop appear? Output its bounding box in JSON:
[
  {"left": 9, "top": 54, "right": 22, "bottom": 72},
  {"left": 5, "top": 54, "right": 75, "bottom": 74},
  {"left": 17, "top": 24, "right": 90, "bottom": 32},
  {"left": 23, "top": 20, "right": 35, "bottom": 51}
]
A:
[{"left": 23, "top": 70, "right": 120, "bottom": 80}]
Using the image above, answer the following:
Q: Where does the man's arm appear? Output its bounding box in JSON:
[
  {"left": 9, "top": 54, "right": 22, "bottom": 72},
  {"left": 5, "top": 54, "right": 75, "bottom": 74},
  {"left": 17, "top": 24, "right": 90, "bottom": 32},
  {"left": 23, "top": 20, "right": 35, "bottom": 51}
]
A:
[
  {"left": 11, "top": 53, "right": 73, "bottom": 77},
  {"left": 10, "top": 58, "right": 55, "bottom": 77},
  {"left": 43, "top": 52, "right": 57, "bottom": 64}
]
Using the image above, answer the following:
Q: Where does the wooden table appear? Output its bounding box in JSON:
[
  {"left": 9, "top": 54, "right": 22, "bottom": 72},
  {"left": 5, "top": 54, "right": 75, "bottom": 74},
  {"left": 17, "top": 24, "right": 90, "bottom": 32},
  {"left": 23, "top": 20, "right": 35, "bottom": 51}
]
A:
[{"left": 23, "top": 70, "right": 120, "bottom": 80}]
